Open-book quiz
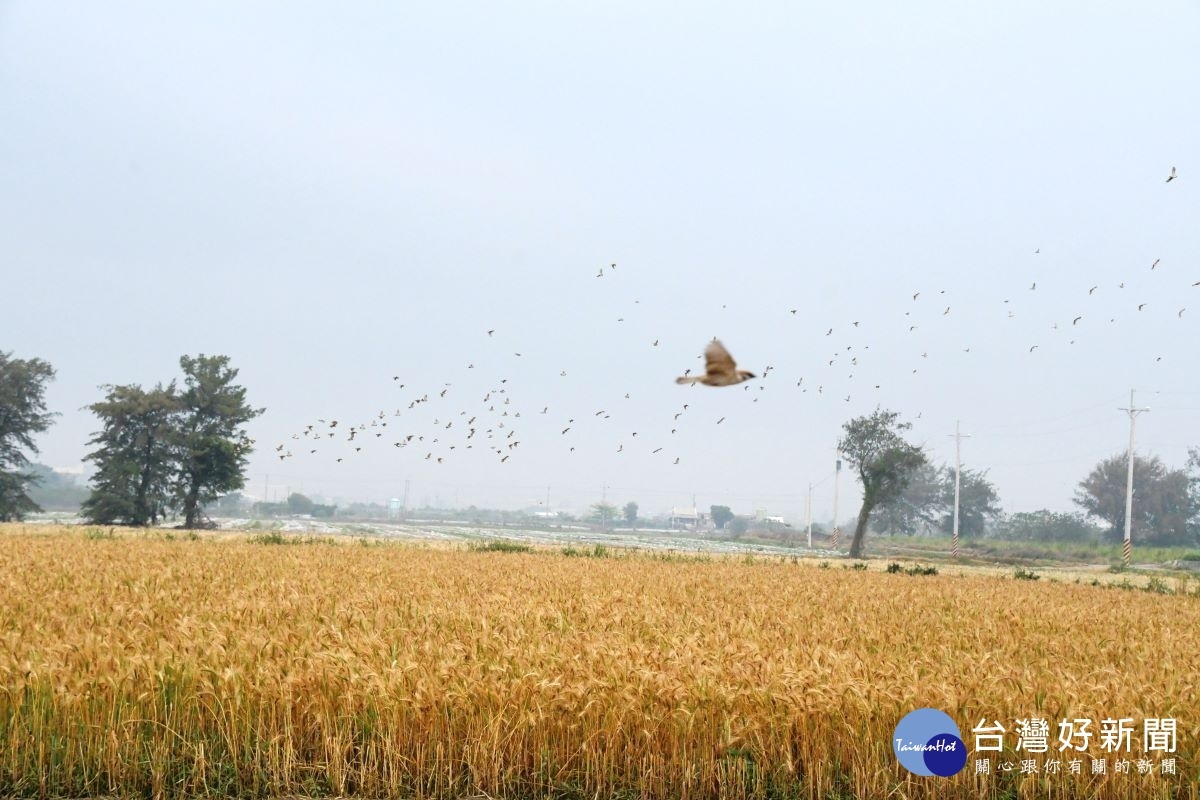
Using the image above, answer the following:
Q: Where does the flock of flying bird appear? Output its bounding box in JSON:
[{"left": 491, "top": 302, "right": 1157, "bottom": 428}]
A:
[
  {"left": 275, "top": 166, "right": 1190, "bottom": 471},
  {"left": 272, "top": 270, "right": 774, "bottom": 469}
]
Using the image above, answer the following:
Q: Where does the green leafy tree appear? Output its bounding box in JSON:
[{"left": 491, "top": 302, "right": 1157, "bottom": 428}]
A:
[
  {"left": 838, "top": 408, "right": 927, "bottom": 558},
  {"left": 710, "top": 505, "right": 734, "bottom": 530},
  {"left": 287, "top": 493, "right": 316, "bottom": 515},
  {"left": 82, "top": 383, "right": 180, "bottom": 526},
  {"left": 175, "top": 355, "right": 263, "bottom": 529},
  {"left": 252, "top": 500, "right": 289, "bottom": 517},
  {"left": 1074, "top": 454, "right": 1198, "bottom": 546},
  {"left": 589, "top": 502, "right": 618, "bottom": 527},
  {"left": 937, "top": 467, "right": 1002, "bottom": 538},
  {"left": 0, "top": 352, "right": 57, "bottom": 521},
  {"left": 992, "top": 510, "right": 1100, "bottom": 542},
  {"left": 623, "top": 501, "right": 638, "bottom": 526},
  {"left": 1189, "top": 447, "right": 1200, "bottom": 541},
  {"left": 872, "top": 463, "right": 946, "bottom": 536},
  {"left": 208, "top": 492, "right": 248, "bottom": 515},
  {"left": 25, "top": 464, "right": 89, "bottom": 511},
  {"left": 728, "top": 516, "right": 749, "bottom": 537}
]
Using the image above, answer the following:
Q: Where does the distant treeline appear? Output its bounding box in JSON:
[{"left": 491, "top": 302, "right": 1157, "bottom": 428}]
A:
[{"left": 25, "top": 464, "right": 89, "bottom": 511}]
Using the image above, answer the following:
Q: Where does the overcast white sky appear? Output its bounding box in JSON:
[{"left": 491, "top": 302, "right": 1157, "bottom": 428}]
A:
[{"left": 3, "top": 2, "right": 1197, "bottom": 521}]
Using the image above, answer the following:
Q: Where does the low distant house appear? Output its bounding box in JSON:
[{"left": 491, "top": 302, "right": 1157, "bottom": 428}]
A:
[{"left": 668, "top": 507, "right": 709, "bottom": 531}]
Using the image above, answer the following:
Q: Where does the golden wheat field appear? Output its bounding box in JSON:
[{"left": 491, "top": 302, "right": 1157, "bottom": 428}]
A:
[{"left": 0, "top": 525, "right": 1196, "bottom": 799}]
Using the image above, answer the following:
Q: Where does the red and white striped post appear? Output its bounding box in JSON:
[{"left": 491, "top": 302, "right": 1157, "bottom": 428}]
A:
[{"left": 831, "top": 458, "right": 841, "bottom": 550}]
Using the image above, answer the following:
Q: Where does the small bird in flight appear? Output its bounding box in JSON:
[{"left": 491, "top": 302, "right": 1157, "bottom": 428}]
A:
[
  {"left": 1152, "top": 259, "right": 1160, "bottom": 270},
  {"left": 1138, "top": 304, "right": 1147, "bottom": 311},
  {"left": 1166, "top": 166, "right": 1177, "bottom": 183},
  {"left": 1073, "top": 316, "right": 1082, "bottom": 325},
  {"left": 675, "top": 340, "right": 756, "bottom": 387},
  {"left": 1089, "top": 286, "right": 1098, "bottom": 295}
]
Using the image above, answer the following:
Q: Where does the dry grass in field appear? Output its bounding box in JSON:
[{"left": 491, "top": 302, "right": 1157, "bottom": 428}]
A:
[{"left": 0, "top": 524, "right": 1196, "bottom": 799}]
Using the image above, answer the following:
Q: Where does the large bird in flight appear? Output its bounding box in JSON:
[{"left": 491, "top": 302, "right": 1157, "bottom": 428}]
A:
[{"left": 676, "top": 340, "right": 757, "bottom": 387}]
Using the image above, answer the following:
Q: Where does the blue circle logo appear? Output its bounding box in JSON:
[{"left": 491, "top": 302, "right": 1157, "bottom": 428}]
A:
[{"left": 893, "top": 708, "right": 967, "bottom": 777}]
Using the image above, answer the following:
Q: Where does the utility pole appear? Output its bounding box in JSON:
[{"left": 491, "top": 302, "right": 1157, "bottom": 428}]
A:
[
  {"left": 402, "top": 479, "right": 410, "bottom": 518},
  {"left": 831, "top": 458, "right": 842, "bottom": 550},
  {"left": 1119, "top": 389, "right": 1150, "bottom": 568},
  {"left": 806, "top": 482, "right": 813, "bottom": 548},
  {"left": 949, "top": 420, "right": 971, "bottom": 558}
]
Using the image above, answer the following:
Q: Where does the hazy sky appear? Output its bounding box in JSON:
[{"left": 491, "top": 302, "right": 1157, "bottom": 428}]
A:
[{"left": 3, "top": 2, "right": 1197, "bottom": 521}]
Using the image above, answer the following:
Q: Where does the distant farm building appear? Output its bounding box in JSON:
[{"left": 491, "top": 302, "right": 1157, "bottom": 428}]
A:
[{"left": 669, "top": 507, "right": 709, "bottom": 531}]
